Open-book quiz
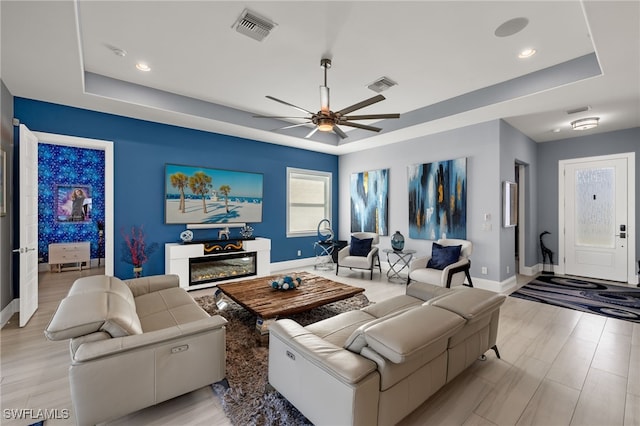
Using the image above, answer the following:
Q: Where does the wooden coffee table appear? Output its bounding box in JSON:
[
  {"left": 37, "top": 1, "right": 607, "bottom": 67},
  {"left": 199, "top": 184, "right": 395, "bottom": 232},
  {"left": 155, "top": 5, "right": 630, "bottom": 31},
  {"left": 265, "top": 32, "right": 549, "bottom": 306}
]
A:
[{"left": 216, "top": 272, "right": 365, "bottom": 339}]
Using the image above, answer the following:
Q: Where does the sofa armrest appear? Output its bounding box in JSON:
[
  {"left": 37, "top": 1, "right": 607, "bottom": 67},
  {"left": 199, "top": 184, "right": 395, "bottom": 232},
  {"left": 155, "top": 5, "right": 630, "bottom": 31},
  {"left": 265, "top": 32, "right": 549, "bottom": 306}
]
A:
[
  {"left": 269, "top": 319, "right": 376, "bottom": 385},
  {"left": 366, "top": 246, "right": 379, "bottom": 263},
  {"left": 439, "top": 258, "right": 469, "bottom": 286},
  {"left": 408, "top": 256, "right": 430, "bottom": 273},
  {"left": 124, "top": 274, "right": 180, "bottom": 297},
  {"left": 72, "top": 315, "right": 227, "bottom": 362},
  {"left": 337, "top": 245, "right": 350, "bottom": 261}
]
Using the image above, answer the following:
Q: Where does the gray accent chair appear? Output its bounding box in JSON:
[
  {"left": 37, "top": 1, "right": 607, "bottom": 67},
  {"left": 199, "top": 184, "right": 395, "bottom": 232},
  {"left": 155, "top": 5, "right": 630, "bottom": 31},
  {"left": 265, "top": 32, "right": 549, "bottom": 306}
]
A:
[
  {"left": 336, "top": 232, "right": 381, "bottom": 279},
  {"left": 408, "top": 238, "right": 474, "bottom": 288},
  {"left": 44, "top": 274, "right": 227, "bottom": 426}
]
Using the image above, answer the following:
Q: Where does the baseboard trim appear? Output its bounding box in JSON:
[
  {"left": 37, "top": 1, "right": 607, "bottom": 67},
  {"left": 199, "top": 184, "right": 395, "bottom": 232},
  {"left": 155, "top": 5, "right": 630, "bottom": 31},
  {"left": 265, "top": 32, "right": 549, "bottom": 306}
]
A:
[
  {"left": 1, "top": 298, "right": 19, "bottom": 329},
  {"left": 469, "top": 276, "right": 517, "bottom": 294},
  {"left": 271, "top": 257, "right": 318, "bottom": 272}
]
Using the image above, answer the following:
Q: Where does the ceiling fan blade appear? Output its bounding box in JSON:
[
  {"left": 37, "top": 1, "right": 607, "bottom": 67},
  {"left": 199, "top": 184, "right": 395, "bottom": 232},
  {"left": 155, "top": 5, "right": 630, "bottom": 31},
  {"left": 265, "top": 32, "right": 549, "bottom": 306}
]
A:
[
  {"left": 339, "top": 121, "right": 382, "bottom": 132},
  {"left": 341, "top": 113, "right": 400, "bottom": 120},
  {"left": 274, "top": 121, "right": 313, "bottom": 131},
  {"left": 336, "top": 94, "right": 386, "bottom": 116},
  {"left": 320, "top": 86, "right": 330, "bottom": 113},
  {"left": 305, "top": 127, "right": 319, "bottom": 139},
  {"left": 333, "top": 125, "right": 348, "bottom": 139},
  {"left": 265, "top": 95, "right": 315, "bottom": 115},
  {"left": 253, "top": 115, "right": 311, "bottom": 119}
]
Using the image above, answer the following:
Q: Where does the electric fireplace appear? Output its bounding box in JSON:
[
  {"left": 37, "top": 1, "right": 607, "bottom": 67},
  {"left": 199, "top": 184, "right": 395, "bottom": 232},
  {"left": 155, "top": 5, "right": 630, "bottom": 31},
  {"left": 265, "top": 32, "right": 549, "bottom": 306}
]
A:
[{"left": 189, "top": 252, "right": 257, "bottom": 286}]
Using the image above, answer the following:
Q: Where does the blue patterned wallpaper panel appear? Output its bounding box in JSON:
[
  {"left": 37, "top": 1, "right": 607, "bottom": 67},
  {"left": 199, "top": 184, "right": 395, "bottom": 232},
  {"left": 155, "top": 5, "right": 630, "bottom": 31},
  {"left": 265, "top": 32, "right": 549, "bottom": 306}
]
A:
[{"left": 38, "top": 144, "right": 105, "bottom": 261}]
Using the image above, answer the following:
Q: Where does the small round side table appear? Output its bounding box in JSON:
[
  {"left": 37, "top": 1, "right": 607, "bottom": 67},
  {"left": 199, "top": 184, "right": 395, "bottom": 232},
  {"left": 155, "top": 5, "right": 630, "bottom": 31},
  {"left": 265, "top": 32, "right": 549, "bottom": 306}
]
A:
[{"left": 383, "top": 248, "right": 416, "bottom": 284}]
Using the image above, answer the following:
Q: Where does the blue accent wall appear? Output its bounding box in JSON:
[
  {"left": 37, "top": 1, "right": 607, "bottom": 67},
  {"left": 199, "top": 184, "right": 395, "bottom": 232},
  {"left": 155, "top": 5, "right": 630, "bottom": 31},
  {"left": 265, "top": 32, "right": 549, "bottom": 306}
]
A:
[
  {"left": 38, "top": 144, "right": 106, "bottom": 261},
  {"left": 15, "top": 98, "right": 339, "bottom": 279}
]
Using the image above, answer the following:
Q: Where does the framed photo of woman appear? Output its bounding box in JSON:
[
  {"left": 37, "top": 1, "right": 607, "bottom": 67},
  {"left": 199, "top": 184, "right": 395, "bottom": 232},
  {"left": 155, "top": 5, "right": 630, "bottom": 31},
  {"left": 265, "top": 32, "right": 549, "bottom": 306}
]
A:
[{"left": 55, "top": 184, "right": 92, "bottom": 223}]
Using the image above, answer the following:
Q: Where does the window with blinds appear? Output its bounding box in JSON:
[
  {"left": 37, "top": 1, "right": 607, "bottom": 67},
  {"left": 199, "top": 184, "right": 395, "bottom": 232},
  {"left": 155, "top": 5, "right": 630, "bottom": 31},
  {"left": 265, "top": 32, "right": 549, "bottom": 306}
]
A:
[{"left": 286, "top": 168, "right": 332, "bottom": 237}]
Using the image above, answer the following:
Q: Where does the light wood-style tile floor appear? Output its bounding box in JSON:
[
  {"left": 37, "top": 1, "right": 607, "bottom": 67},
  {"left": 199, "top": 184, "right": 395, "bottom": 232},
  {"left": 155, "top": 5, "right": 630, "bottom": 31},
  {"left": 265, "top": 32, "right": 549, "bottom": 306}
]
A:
[{"left": 1, "top": 266, "right": 638, "bottom": 425}]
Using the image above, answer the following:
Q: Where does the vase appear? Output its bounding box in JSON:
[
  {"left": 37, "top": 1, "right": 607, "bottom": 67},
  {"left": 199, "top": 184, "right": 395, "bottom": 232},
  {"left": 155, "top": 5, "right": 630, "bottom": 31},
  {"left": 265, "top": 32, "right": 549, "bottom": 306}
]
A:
[
  {"left": 391, "top": 231, "right": 405, "bottom": 252},
  {"left": 133, "top": 265, "right": 143, "bottom": 278}
]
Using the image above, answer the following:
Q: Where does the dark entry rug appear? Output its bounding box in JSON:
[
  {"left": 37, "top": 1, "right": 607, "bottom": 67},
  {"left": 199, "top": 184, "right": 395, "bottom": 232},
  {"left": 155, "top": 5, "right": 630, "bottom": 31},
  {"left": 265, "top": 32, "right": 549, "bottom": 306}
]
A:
[
  {"left": 195, "top": 292, "right": 371, "bottom": 426},
  {"left": 511, "top": 274, "right": 640, "bottom": 323}
]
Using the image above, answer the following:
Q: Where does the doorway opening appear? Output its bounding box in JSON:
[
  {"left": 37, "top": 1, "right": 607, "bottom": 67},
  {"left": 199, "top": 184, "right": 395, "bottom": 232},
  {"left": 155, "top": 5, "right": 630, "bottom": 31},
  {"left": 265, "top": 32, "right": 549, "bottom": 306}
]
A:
[{"left": 33, "top": 132, "right": 114, "bottom": 276}]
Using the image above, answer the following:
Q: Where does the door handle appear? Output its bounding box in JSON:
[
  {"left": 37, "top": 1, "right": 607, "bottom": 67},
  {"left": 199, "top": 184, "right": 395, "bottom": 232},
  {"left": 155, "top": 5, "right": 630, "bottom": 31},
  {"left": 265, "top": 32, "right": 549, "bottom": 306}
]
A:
[
  {"left": 616, "top": 233, "right": 626, "bottom": 238},
  {"left": 12, "top": 247, "right": 36, "bottom": 254}
]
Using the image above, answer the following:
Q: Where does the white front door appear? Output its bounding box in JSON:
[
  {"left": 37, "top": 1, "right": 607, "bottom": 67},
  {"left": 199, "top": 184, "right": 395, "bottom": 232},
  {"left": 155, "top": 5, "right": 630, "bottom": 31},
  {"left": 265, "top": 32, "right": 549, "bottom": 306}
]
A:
[
  {"left": 564, "top": 156, "right": 628, "bottom": 282},
  {"left": 18, "top": 124, "right": 39, "bottom": 327}
]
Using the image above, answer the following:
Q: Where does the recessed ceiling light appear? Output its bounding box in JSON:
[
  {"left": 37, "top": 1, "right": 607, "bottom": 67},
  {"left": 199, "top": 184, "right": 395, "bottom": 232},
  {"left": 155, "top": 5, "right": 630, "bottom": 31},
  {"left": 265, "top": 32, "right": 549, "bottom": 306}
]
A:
[
  {"left": 136, "top": 62, "right": 151, "bottom": 72},
  {"left": 518, "top": 48, "right": 536, "bottom": 59},
  {"left": 571, "top": 117, "right": 599, "bottom": 130}
]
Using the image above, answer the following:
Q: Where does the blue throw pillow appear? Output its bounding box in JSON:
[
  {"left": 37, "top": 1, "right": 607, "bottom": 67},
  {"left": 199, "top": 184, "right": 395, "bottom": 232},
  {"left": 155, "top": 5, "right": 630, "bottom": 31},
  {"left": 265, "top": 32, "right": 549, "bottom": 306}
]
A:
[
  {"left": 349, "top": 237, "right": 373, "bottom": 257},
  {"left": 427, "top": 242, "right": 462, "bottom": 270}
]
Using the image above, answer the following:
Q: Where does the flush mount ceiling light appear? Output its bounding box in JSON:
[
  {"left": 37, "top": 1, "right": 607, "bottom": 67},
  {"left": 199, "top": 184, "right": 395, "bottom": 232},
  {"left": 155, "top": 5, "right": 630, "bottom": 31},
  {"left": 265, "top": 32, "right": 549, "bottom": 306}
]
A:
[
  {"left": 518, "top": 48, "right": 537, "bottom": 58},
  {"left": 571, "top": 117, "right": 600, "bottom": 130},
  {"left": 135, "top": 62, "right": 151, "bottom": 72}
]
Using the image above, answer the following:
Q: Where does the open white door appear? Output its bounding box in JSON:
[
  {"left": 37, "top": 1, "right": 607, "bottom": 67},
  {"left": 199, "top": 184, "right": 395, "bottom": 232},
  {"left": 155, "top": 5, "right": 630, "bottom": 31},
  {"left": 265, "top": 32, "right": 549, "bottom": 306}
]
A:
[
  {"left": 17, "top": 124, "right": 39, "bottom": 326},
  {"left": 563, "top": 156, "right": 628, "bottom": 282}
]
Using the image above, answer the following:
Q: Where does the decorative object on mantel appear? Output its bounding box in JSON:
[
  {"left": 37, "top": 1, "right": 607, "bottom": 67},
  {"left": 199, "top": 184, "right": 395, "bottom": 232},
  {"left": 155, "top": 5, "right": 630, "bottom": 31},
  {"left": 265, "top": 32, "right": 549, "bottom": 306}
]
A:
[
  {"left": 270, "top": 275, "right": 303, "bottom": 291},
  {"left": 218, "top": 226, "right": 230, "bottom": 240},
  {"left": 121, "top": 225, "right": 159, "bottom": 278},
  {"left": 202, "top": 239, "right": 244, "bottom": 253},
  {"left": 240, "top": 224, "right": 254, "bottom": 239},
  {"left": 180, "top": 229, "right": 194, "bottom": 242},
  {"left": 391, "top": 230, "right": 405, "bottom": 251}
]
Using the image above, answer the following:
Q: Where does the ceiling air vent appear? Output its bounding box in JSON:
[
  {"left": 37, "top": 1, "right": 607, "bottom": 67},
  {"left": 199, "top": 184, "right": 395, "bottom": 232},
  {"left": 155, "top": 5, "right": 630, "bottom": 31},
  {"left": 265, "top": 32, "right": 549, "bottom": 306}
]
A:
[
  {"left": 367, "top": 77, "right": 398, "bottom": 93},
  {"left": 232, "top": 9, "right": 277, "bottom": 42},
  {"left": 566, "top": 105, "right": 591, "bottom": 115}
]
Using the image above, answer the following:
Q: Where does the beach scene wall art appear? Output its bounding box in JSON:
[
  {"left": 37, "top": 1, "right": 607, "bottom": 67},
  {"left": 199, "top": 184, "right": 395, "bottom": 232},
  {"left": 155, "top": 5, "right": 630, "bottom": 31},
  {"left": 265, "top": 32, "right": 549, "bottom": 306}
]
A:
[
  {"left": 165, "top": 164, "right": 263, "bottom": 224},
  {"left": 350, "top": 168, "right": 389, "bottom": 235},
  {"left": 408, "top": 158, "right": 466, "bottom": 240}
]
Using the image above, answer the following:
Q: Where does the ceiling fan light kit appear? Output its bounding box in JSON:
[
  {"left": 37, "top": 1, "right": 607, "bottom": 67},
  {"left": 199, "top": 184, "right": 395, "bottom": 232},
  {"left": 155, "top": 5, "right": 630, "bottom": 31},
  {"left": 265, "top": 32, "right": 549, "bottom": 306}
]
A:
[{"left": 254, "top": 58, "right": 400, "bottom": 139}]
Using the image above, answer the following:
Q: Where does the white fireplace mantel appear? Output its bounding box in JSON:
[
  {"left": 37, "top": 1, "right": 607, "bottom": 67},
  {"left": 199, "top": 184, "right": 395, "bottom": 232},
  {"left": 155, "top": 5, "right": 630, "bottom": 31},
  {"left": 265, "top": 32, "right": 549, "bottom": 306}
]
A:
[{"left": 165, "top": 238, "right": 271, "bottom": 290}]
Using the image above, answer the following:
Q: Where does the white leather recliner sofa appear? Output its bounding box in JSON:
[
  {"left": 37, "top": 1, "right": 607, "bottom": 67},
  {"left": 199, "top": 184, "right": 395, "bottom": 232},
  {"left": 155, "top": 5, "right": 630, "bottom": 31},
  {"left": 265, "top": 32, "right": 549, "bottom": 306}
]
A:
[
  {"left": 268, "top": 281, "right": 505, "bottom": 426},
  {"left": 45, "top": 274, "right": 227, "bottom": 426}
]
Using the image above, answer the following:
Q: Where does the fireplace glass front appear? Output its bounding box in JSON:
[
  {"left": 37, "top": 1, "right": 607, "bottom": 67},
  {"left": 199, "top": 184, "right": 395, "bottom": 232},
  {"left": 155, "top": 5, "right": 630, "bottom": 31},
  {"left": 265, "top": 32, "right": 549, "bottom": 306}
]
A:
[{"left": 189, "top": 252, "right": 257, "bottom": 286}]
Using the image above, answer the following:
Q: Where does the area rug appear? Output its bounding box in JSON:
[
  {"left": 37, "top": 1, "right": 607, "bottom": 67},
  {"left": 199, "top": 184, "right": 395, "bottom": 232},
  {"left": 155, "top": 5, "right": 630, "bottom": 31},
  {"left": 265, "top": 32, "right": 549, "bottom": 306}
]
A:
[
  {"left": 195, "top": 291, "right": 371, "bottom": 426},
  {"left": 510, "top": 274, "right": 640, "bottom": 323}
]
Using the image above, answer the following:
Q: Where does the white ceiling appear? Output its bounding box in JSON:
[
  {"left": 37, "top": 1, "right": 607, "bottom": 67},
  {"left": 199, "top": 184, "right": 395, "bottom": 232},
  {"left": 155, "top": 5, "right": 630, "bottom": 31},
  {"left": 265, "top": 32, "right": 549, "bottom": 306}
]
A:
[{"left": 1, "top": 1, "right": 638, "bottom": 155}]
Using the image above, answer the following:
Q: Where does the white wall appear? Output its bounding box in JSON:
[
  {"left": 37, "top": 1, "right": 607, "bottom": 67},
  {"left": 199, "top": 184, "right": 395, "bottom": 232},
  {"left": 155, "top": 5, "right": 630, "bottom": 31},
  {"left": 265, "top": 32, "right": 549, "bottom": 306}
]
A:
[{"left": 339, "top": 120, "right": 509, "bottom": 287}]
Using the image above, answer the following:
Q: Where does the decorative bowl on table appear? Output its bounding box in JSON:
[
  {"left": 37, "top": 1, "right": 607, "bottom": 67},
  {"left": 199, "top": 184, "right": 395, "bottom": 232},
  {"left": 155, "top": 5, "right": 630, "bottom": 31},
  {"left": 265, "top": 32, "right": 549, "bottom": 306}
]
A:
[{"left": 270, "top": 275, "right": 302, "bottom": 291}]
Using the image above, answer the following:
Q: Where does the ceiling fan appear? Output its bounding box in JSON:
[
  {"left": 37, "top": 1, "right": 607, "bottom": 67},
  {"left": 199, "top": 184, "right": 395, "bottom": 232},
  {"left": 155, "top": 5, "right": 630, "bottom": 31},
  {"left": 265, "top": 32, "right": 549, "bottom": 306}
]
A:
[{"left": 254, "top": 58, "right": 400, "bottom": 139}]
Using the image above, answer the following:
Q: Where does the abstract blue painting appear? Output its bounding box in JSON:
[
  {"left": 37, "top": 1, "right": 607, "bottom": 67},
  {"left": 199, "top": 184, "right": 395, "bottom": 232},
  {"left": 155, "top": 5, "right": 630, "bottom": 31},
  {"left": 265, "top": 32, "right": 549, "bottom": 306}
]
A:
[
  {"left": 350, "top": 169, "right": 389, "bottom": 235},
  {"left": 408, "top": 158, "right": 466, "bottom": 240}
]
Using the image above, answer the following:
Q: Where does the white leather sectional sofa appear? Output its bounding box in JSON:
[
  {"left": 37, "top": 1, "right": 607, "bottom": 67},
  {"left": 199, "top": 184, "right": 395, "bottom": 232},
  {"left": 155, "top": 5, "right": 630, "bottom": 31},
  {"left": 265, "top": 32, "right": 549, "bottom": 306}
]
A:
[
  {"left": 268, "top": 281, "right": 505, "bottom": 426},
  {"left": 45, "top": 274, "right": 227, "bottom": 426}
]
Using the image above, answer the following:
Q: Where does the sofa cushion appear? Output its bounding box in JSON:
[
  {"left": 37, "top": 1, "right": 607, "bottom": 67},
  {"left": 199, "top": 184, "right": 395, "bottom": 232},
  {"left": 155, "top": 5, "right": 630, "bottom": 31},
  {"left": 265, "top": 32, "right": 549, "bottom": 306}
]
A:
[
  {"left": 134, "top": 287, "right": 210, "bottom": 332},
  {"left": 361, "top": 295, "right": 422, "bottom": 318},
  {"left": 349, "top": 236, "right": 373, "bottom": 256},
  {"left": 406, "top": 281, "right": 453, "bottom": 301},
  {"left": 426, "top": 242, "right": 461, "bottom": 270},
  {"left": 428, "top": 288, "right": 506, "bottom": 323},
  {"left": 45, "top": 292, "right": 143, "bottom": 341},
  {"left": 363, "top": 306, "right": 465, "bottom": 363}
]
